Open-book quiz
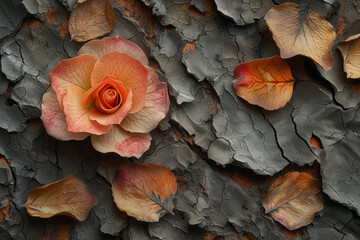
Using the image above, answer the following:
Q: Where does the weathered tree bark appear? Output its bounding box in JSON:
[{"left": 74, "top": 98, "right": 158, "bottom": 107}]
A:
[{"left": 0, "top": 0, "right": 360, "bottom": 239}]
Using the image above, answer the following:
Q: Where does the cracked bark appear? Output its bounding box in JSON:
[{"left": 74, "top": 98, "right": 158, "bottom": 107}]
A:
[{"left": 0, "top": 0, "right": 360, "bottom": 239}]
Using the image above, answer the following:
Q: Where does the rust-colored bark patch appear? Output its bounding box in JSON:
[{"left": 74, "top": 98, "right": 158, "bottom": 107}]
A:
[
  {"left": 46, "top": 8, "right": 61, "bottom": 25},
  {"left": 310, "top": 134, "right": 323, "bottom": 149},
  {"left": 352, "top": 82, "right": 360, "bottom": 94},
  {"left": 336, "top": 17, "right": 346, "bottom": 38},
  {"left": 116, "top": 0, "right": 159, "bottom": 40},
  {"left": 0, "top": 204, "right": 11, "bottom": 221},
  {"left": 183, "top": 41, "right": 197, "bottom": 53},
  {"left": 281, "top": 226, "right": 303, "bottom": 240},
  {"left": 57, "top": 16, "right": 69, "bottom": 39},
  {"left": 21, "top": 19, "right": 42, "bottom": 30},
  {"left": 182, "top": 0, "right": 216, "bottom": 18}
]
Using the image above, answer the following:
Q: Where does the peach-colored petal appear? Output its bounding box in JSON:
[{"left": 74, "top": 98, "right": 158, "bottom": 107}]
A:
[
  {"left": 51, "top": 54, "right": 97, "bottom": 110},
  {"left": 88, "top": 90, "right": 133, "bottom": 126},
  {"left": 121, "top": 68, "right": 170, "bottom": 133},
  {"left": 91, "top": 126, "right": 151, "bottom": 158},
  {"left": 77, "top": 35, "right": 148, "bottom": 65},
  {"left": 63, "top": 86, "right": 112, "bottom": 135},
  {"left": 41, "top": 88, "right": 90, "bottom": 141},
  {"left": 90, "top": 52, "right": 149, "bottom": 114}
]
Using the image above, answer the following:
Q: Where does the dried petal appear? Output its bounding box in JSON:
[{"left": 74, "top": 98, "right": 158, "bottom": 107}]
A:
[
  {"left": 338, "top": 34, "right": 360, "bottom": 79},
  {"left": 233, "top": 56, "right": 295, "bottom": 110},
  {"left": 265, "top": 3, "right": 336, "bottom": 70},
  {"left": 25, "top": 175, "right": 96, "bottom": 221},
  {"left": 112, "top": 162, "right": 177, "bottom": 222},
  {"left": 262, "top": 172, "right": 323, "bottom": 230},
  {"left": 69, "top": 0, "right": 115, "bottom": 42}
]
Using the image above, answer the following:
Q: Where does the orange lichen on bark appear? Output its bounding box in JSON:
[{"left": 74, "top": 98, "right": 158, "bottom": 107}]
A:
[
  {"left": 183, "top": 42, "right": 197, "bottom": 53},
  {"left": 182, "top": 0, "right": 216, "bottom": 18},
  {"left": 57, "top": 16, "right": 69, "bottom": 39},
  {"left": 336, "top": 17, "right": 346, "bottom": 38},
  {"left": 116, "top": 0, "right": 159, "bottom": 39},
  {"left": 0, "top": 195, "right": 13, "bottom": 221},
  {"left": 46, "top": 8, "right": 61, "bottom": 25}
]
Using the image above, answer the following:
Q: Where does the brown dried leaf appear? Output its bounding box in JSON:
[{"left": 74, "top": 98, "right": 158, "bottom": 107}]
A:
[
  {"left": 25, "top": 175, "right": 97, "bottom": 221},
  {"left": 69, "top": 0, "right": 115, "bottom": 42},
  {"left": 265, "top": 3, "right": 336, "bottom": 70},
  {"left": 338, "top": 34, "right": 360, "bottom": 79},
  {"left": 262, "top": 172, "right": 323, "bottom": 230},
  {"left": 112, "top": 162, "right": 177, "bottom": 222}
]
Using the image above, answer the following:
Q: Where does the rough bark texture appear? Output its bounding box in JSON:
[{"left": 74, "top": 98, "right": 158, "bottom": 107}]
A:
[{"left": 0, "top": 0, "right": 360, "bottom": 239}]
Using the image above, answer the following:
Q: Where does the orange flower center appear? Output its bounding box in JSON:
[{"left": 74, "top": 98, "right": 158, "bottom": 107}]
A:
[{"left": 81, "top": 75, "right": 130, "bottom": 115}]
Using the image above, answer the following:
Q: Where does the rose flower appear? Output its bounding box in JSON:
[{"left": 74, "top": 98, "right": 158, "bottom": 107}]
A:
[{"left": 41, "top": 36, "right": 170, "bottom": 158}]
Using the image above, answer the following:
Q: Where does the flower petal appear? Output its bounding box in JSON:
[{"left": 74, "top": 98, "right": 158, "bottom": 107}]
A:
[
  {"left": 121, "top": 68, "right": 170, "bottom": 133},
  {"left": 41, "top": 88, "right": 90, "bottom": 141},
  {"left": 90, "top": 52, "right": 149, "bottom": 114},
  {"left": 51, "top": 54, "right": 97, "bottom": 110},
  {"left": 63, "top": 86, "right": 112, "bottom": 135},
  {"left": 91, "top": 126, "right": 151, "bottom": 158},
  {"left": 77, "top": 35, "right": 148, "bottom": 65},
  {"left": 88, "top": 89, "right": 133, "bottom": 126}
]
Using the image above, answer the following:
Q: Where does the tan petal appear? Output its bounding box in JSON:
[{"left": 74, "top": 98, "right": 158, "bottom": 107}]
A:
[
  {"left": 25, "top": 175, "right": 97, "bottom": 221},
  {"left": 262, "top": 172, "right": 323, "bottom": 230},
  {"left": 111, "top": 162, "right": 177, "bottom": 222},
  {"left": 69, "top": 0, "right": 115, "bottom": 42},
  {"left": 338, "top": 34, "right": 360, "bottom": 79},
  {"left": 265, "top": 3, "right": 336, "bottom": 70}
]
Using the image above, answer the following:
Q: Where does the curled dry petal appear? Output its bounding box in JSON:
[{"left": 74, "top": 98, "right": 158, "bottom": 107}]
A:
[
  {"left": 120, "top": 67, "right": 170, "bottom": 133},
  {"left": 262, "top": 172, "right": 323, "bottom": 230},
  {"left": 265, "top": 3, "right": 336, "bottom": 70},
  {"left": 41, "top": 88, "right": 90, "bottom": 141},
  {"left": 112, "top": 162, "right": 177, "bottom": 222},
  {"left": 78, "top": 35, "right": 148, "bottom": 65},
  {"left": 25, "top": 175, "right": 96, "bottom": 221},
  {"left": 90, "top": 52, "right": 149, "bottom": 114},
  {"left": 338, "top": 34, "right": 360, "bottom": 79},
  {"left": 69, "top": 0, "right": 115, "bottom": 42},
  {"left": 91, "top": 125, "right": 151, "bottom": 159},
  {"left": 233, "top": 56, "right": 295, "bottom": 110}
]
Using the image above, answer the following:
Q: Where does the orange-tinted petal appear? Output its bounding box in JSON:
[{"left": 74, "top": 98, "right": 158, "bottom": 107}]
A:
[
  {"left": 90, "top": 52, "right": 149, "bottom": 114},
  {"left": 63, "top": 86, "right": 112, "bottom": 134},
  {"left": 121, "top": 68, "right": 170, "bottom": 133},
  {"left": 233, "top": 56, "right": 295, "bottom": 110},
  {"left": 91, "top": 125, "right": 151, "bottom": 158},
  {"left": 50, "top": 54, "right": 96, "bottom": 110},
  {"left": 77, "top": 35, "right": 148, "bottom": 65},
  {"left": 41, "top": 88, "right": 90, "bottom": 141},
  {"left": 88, "top": 89, "right": 133, "bottom": 126}
]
